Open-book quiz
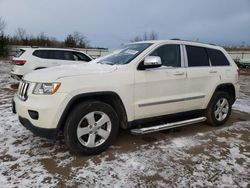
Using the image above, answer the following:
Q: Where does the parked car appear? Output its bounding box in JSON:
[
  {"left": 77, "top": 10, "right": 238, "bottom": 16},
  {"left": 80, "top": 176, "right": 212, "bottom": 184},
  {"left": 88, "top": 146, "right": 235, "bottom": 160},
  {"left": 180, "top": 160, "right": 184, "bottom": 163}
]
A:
[
  {"left": 13, "top": 40, "right": 239, "bottom": 155},
  {"left": 238, "top": 58, "right": 250, "bottom": 68},
  {"left": 11, "top": 47, "right": 93, "bottom": 79}
]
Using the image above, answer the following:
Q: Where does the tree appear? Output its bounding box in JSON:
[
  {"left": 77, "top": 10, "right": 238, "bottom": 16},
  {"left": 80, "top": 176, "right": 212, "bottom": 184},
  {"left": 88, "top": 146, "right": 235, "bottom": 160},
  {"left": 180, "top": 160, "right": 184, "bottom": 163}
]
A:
[
  {"left": 0, "top": 33, "right": 9, "bottom": 57},
  {"left": 148, "top": 31, "right": 158, "bottom": 40},
  {"left": 0, "top": 17, "right": 9, "bottom": 57},
  {"left": 36, "top": 32, "right": 50, "bottom": 46},
  {"left": 130, "top": 31, "right": 159, "bottom": 42},
  {"left": 64, "top": 31, "right": 89, "bottom": 48},
  {"left": 130, "top": 36, "right": 142, "bottom": 42},
  {"left": 14, "top": 27, "right": 27, "bottom": 41},
  {"left": 0, "top": 17, "right": 6, "bottom": 34},
  {"left": 64, "top": 34, "right": 76, "bottom": 47}
]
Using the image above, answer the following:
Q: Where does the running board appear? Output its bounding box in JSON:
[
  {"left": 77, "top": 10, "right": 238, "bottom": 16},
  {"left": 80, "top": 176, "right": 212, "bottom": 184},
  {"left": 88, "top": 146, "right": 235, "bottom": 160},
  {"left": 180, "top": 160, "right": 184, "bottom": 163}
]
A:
[{"left": 130, "top": 117, "right": 207, "bottom": 135}]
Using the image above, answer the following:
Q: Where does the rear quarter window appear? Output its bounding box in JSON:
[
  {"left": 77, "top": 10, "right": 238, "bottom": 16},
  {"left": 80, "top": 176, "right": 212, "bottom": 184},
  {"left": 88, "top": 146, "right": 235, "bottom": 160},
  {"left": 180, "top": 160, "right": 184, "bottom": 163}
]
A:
[
  {"left": 15, "top": 49, "right": 25, "bottom": 57},
  {"left": 186, "top": 45, "right": 209, "bottom": 67},
  {"left": 73, "top": 52, "right": 92, "bottom": 62},
  {"left": 207, "top": 48, "right": 230, "bottom": 66}
]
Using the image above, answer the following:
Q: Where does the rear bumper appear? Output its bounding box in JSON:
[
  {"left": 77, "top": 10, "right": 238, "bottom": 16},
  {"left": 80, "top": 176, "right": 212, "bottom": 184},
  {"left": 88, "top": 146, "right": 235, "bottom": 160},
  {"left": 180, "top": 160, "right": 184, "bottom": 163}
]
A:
[{"left": 19, "top": 116, "right": 58, "bottom": 139}]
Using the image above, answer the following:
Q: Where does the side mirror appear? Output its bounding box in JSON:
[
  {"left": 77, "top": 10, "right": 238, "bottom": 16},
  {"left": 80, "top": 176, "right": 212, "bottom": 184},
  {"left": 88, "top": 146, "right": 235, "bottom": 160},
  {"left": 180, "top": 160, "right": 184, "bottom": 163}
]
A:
[{"left": 143, "top": 56, "right": 162, "bottom": 69}]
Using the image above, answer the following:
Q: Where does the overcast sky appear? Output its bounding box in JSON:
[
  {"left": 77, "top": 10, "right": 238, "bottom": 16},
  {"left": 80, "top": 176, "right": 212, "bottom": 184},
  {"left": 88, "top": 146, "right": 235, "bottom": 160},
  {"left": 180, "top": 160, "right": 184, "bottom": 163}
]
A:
[{"left": 0, "top": 0, "right": 249, "bottom": 48}]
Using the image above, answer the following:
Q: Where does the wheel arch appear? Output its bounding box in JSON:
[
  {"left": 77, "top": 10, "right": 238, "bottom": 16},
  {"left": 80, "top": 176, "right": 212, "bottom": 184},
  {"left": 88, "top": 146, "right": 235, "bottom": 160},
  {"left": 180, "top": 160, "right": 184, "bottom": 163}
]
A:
[
  {"left": 208, "top": 83, "right": 236, "bottom": 108},
  {"left": 56, "top": 91, "right": 128, "bottom": 132}
]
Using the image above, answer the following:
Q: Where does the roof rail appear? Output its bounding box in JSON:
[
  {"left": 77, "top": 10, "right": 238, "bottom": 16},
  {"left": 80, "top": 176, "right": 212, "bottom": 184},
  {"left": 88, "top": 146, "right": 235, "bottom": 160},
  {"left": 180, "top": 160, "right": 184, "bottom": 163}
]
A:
[{"left": 170, "top": 39, "right": 217, "bottom": 46}]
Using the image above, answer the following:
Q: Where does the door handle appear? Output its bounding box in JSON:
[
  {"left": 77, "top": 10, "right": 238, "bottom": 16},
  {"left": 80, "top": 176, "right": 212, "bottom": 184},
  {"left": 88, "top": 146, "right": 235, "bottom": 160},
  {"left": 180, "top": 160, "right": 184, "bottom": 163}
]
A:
[
  {"left": 209, "top": 70, "right": 217, "bottom": 73},
  {"left": 173, "top": 71, "right": 185, "bottom": 76}
]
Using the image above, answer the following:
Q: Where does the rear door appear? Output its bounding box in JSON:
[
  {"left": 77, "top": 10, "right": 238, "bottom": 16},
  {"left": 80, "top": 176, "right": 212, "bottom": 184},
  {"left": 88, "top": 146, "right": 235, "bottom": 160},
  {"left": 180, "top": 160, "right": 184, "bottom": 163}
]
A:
[
  {"left": 134, "top": 44, "right": 189, "bottom": 119},
  {"left": 31, "top": 49, "right": 51, "bottom": 69},
  {"left": 207, "top": 48, "right": 232, "bottom": 81},
  {"left": 49, "top": 50, "right": 76, "bottom": 66},
  {"left": 184, "top": 45, "right": 220, "bottom": 110}
]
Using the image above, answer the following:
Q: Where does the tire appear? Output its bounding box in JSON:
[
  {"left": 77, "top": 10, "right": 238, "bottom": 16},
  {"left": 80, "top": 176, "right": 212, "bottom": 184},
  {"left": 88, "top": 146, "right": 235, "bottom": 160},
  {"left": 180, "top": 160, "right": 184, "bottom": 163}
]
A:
[
  {"left": 205, "top": 92, "right": 232, "bottom": 126},
  {"left": 64, "top": 100, "right": 119, "bottom": 155}
]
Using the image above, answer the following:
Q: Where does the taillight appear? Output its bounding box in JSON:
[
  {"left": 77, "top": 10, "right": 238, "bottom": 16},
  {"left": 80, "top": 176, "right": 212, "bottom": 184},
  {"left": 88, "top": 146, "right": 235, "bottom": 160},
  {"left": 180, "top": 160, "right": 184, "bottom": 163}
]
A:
[{"left": 13, "top": 60, "right": 27, "bottom": 65}]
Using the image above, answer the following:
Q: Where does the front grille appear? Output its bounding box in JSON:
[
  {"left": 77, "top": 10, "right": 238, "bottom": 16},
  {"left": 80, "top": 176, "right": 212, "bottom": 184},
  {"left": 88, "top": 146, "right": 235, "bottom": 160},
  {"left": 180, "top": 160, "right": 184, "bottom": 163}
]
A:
[{"left": 17, "top": 80, "right": 29, "bottom": 101}]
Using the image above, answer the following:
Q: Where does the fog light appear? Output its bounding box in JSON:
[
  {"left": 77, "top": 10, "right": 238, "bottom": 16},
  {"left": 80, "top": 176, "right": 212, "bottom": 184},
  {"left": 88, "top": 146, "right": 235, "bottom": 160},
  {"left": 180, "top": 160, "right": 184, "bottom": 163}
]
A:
[{"left": 28, "top": 110, "right": 39, "bottom": 120}]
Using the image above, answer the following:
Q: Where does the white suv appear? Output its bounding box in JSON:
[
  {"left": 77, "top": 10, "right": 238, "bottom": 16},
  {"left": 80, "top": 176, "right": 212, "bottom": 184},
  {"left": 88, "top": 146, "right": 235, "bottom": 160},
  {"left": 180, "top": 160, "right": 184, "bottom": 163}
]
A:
[
  {"left": 11, "top": 47, "right": 92, "bottom": 79},
  {"left": 13, "top": 40, "right": 239, "bottom": 155}
]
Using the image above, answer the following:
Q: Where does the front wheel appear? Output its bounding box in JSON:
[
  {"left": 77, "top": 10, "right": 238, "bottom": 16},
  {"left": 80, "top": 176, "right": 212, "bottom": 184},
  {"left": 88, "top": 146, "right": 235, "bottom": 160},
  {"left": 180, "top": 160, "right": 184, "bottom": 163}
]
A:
[
  {"left": 64, "top": 101, "right": 119, "bottom": 155},
  {"left": 205, "top": 92, "right": 232, "bottom": 126}
]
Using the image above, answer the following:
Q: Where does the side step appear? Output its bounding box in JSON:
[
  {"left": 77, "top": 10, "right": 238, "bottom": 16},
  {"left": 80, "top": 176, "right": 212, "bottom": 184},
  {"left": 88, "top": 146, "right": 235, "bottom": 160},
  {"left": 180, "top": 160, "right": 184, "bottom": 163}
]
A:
[{"left": 130, "top": 117, "right": 207, "bottom": 135}]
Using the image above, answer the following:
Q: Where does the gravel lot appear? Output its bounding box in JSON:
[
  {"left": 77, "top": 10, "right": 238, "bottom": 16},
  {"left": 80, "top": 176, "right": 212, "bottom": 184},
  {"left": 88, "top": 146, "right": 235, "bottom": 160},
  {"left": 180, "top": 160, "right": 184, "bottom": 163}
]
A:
[{"left": 0, "top": 61, "right": 250, "bottom": 187}]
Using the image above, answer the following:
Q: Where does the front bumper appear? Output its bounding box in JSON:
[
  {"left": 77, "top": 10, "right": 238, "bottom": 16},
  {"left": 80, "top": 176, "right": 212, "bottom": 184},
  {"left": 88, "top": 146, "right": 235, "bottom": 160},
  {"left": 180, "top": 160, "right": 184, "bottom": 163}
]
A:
[
  {"left": 19, "top": 116, "right": 57, "bottom": 139},
  {"left": 13, "top": 91, "right": 69, "bottom": 139}
]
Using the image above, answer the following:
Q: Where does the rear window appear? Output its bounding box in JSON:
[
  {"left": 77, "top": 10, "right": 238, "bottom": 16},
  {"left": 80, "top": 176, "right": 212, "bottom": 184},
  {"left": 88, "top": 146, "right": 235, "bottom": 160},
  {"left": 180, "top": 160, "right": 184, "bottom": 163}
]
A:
[
  {"left": 207, "top": 48, "right": 230, "bottom": 66},
  {"left": 15, "top": 49, "right": 25, "bottom": 57},
  {"left": 186, "top": 46, "right": 209, "bottom": 67}
]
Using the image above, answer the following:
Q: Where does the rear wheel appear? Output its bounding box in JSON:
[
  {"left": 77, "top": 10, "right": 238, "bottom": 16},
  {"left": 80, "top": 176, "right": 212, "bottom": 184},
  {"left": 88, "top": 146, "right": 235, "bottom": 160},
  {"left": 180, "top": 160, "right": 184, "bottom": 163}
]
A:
[
  {"left": 205, "top": 92, "right": 232, "bottom": 126},
  {"left": 64, "top": 101, "right": 119, "bottom": 155}
]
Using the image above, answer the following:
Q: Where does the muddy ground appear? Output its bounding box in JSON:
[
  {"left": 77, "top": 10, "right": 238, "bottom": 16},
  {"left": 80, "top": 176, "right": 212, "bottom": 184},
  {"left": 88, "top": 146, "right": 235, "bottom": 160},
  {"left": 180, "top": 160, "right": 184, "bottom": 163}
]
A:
[{"left": 0, "top": 61, "right": 249, "bottom": 187}]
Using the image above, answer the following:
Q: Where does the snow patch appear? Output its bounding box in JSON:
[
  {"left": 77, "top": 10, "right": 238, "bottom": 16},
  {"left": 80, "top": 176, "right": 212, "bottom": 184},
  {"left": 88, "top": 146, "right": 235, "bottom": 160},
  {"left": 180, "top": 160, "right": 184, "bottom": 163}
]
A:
[{"left": 0, "top": 61, "right": 250, "bottom": 187}]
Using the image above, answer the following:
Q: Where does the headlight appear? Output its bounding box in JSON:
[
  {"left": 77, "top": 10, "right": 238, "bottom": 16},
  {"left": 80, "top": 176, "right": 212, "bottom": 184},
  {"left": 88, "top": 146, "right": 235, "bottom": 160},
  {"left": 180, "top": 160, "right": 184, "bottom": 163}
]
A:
[{"left": 33, "top": 82, "right": 61, "bottom": 95}]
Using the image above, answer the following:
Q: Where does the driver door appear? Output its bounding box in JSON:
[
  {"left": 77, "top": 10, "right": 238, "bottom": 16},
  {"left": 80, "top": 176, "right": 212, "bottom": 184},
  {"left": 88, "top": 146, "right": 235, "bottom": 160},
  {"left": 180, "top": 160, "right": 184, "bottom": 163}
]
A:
[{"left": 134, "top": 44, "right": 188, "bottom": 119}]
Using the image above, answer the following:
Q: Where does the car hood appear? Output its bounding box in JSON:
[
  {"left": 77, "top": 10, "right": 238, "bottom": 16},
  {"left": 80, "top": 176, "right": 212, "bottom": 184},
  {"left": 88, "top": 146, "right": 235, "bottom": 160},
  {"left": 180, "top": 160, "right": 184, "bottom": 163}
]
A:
[{"left": 24, "top": 62, "right": 118, "bottom": 82}]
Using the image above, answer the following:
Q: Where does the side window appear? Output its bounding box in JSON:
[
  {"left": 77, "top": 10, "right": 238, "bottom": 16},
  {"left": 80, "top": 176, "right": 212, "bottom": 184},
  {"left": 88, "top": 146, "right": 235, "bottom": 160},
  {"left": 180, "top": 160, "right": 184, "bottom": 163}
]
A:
[
  {"left": 73, "top": 52, "right": 92, "bottom": 62},
  {"left": 63, "top": 51, "right": 74, "bottom": 60},
  {"left": 207, "top": 48, "right": 230, "bottom": 66},
  {"left": 186, "top": 46, "right": 209, "bottom": 67},
  {"left": 49, "top": 50, "right": 64, "bottom": 60},
  {"left": 150, "top": 44, "right": 181, "bottom": 67},
  {"left": 33, "top": 50, "right": 49, "bottom": 59},
  {"left": 49, "top": 50, "right": 74, "bottom": 60}
]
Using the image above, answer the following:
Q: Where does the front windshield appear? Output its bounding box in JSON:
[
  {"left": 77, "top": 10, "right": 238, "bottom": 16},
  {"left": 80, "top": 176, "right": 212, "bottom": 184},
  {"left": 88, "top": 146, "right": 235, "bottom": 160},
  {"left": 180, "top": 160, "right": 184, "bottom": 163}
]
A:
[{"left": 97, "top": 43, "right": 152, "bottom": 65}]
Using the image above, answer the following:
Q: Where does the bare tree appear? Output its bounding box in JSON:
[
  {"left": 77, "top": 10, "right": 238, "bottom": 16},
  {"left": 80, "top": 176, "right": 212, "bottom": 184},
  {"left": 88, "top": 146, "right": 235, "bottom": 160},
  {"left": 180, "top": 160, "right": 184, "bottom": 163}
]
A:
[
  {"left": 143, "top": 32, "right": 148, "bottom": 40},
  {"left": 0, "top": 17, "right": 6, "bottom": 34},
  {"left": 130, "top": 35, "right": 142, "bottom": 42},
  {"left": 0, "top": 18, "right": 9, "bottom": 57},
  {"left": 65, "top": 31, "right": 89, "bottom": 48},
  {"left": 64, "top": 34, "right": 76, "bottom": 47},
  {"left": 130, "top": 31, "right": 159, "bottom": 42},
  {"left": 15, "top": 27, "right": 27, "bottom": 41},
  {"left": 148, "top": 31, "right": 158, "bottom": 40}
]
